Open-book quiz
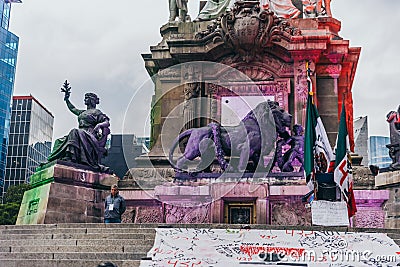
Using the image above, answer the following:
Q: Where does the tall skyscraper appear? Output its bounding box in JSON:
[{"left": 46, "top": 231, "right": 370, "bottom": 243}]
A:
[
  {"left": 4, "top": 96, "right": 53, "bottom": 195},
  {"left": 0, "top": 0, "right": 20, "bottom": 195},
  {"left": 369, "top": 136, "right": 392, "bottom": 169}
]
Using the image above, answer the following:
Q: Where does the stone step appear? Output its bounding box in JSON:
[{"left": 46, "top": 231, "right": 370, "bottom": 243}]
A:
[
  {"left": 53, "top": 232, "right": 155, "bottom": 240},
  {"left": 0, "top": 223, "right": 160, "bottom": 229},
  {"left": 0, "top": 232, "right": 154, "bottom": 240},
  {"left": 387, "top": 233, "right": 400, "bottom": 239},
  {"left": 77, "top": 238, "right": 155, "bottom": 247},
  {"left": 0, "top": 238, "right": 155, "bottom": 247},
  {"left": 2, "top": 244, "right": 151, "bottom": 253},
  {"left": 2, "top": 223, "right": 399, "bottom": 267},
  {"left": 0, "top": 252, "right": 144, "bottom": 260},
  {"left": 0, "top": 227, "right": 156, "bottom": 235},
  {"left": 0, "top": 259, "right": 140, "bottom": 267}
]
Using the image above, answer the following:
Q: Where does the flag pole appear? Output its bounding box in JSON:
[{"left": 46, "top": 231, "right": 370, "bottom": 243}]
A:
[{"left": 305, "top": 61, "right": 318, "bottom": 200}]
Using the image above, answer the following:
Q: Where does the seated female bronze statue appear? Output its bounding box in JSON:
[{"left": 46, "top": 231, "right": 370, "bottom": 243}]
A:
[{"left": 47, "top": 81, "right": 110, "bottom": 172}]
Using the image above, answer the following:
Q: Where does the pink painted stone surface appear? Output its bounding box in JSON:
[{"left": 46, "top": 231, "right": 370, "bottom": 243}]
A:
[
  {"left": 120, "top": 184, "right": 390, "bottom": 227},
  {"left": 352, "top": 190, "right": 390, "bottom": 228}
]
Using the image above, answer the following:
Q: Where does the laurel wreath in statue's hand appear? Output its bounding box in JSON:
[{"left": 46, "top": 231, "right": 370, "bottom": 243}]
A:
[{"left": 61, "top": 80, "right": 71, "bottom": 101}]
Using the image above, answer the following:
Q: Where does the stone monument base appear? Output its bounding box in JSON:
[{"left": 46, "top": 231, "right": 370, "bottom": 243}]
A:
[
  {"left": 16, "top": 161, "right": 118, "bottom": 225},
  {"left": 119, "top": 172, "right": 313, "bottom": 225}
]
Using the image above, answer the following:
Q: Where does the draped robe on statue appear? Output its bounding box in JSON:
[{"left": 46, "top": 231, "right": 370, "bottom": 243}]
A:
[
  {"left": 261, "top": 0, "right": 301, "bottom": 18},
  {"left": 197, "top": 0, "right": 301, "bottom": 21},
  {"left": 48, "top": 108, "right": 109, "bottom": 171}
]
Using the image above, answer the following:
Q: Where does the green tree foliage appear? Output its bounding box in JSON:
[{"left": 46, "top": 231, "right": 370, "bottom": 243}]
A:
[
  {"left": 0, "top": 202, "right": 20, "bottom": 225},
  {"left": 3, "top": 183, "right": 31, "bottom": 204},
  {"left": 0, "top": 183, "right": 31, "bottom": 225}
]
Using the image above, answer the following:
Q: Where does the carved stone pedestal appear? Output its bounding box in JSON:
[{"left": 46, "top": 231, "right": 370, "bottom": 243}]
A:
[
  {"left": 16, "top": 161, "right": 118, "bottom": 225},
  {"left": 119, "top": 170, "right": 312, "bottom": 225}
]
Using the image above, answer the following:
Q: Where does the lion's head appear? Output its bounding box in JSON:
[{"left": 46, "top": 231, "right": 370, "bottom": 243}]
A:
[{"left": 259, "top": 101, "right": 291, "bottom": 136}]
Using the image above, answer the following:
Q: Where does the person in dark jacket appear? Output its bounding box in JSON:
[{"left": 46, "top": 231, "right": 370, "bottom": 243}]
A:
[{"left": 104, "top": 184, "right": 126, "bottom": 223}]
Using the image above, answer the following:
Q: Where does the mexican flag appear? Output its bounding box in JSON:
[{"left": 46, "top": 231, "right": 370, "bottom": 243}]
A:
[
  {"left": 334, "top": 102, "right": 357, "bottom": 218},
  {"left": 304, "top": 92, "right": 334, "bottom": 189}
]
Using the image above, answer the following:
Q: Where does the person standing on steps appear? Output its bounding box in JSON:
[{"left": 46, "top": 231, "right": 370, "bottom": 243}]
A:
[{"left": 104, "top": 184, "right": 126, "bottom": 223}]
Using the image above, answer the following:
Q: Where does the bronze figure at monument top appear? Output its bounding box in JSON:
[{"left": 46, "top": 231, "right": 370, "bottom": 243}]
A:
[{"left": 195, "top": 0, "right": 332, "bottom": 21}]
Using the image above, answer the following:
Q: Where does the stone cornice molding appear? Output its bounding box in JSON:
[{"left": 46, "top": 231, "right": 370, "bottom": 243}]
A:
[
  {"left": 316, "top": 64, "right": 342, "bottom": 78},
  {"left": 290, "top": 50, "right": 321, "bottom": 62}
]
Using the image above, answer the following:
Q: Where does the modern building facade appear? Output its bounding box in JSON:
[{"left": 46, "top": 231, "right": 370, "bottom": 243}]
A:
[
  {"left": 353, "top": 116, "right": 369, "bottom": 166},
  {"left": 369, "top": 136, "right": 392, "bottom": 169},
  {"left": 0, "top": 0, "right": 20, "bottom": 195},
  {"left": 102, "top": 134, "right": 149, "bottom": 178},
  {"left": 4, "top": 96, "right": 53, "bottom": 195}
]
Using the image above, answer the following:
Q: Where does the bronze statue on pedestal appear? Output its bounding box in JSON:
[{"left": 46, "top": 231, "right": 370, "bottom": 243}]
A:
[{"left": 47, "top": 80, "right": 111, "bottom": 173}]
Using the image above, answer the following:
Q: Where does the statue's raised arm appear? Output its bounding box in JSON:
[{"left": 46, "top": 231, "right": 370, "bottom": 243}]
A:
[{"left": 61, "top": 80, "right": 83, "bottom": 116}]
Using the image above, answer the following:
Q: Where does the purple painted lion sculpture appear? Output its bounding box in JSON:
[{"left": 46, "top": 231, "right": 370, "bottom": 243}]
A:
[{"left": 169, "top": 101, "right": 292, "bottom": 173}]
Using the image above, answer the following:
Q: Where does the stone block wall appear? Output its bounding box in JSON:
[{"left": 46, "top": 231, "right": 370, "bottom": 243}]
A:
[
  {"left": 376, "top": 170, "right": 400, "bottom": 229},
  {"left": 120, "top": 182, "right": 310, "bottom": 225},
  {"left": 385, "top": 188, "right": 400, "bottom": 229},
  {"left": 44, "top": 183, "right": 105, "bottom": 224},
  {"left": 17, "top": 182, "right": 106, "bottom": 224}
]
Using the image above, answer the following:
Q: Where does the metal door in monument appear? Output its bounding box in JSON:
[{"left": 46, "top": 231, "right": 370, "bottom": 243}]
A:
[{"left": 224, "top": 202, "right": 256, "bottom": 224}]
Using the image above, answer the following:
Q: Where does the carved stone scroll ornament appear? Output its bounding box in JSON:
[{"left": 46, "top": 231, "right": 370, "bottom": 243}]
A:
[{"left": 196, "top": 1, "right": 301, "bottom": 63}]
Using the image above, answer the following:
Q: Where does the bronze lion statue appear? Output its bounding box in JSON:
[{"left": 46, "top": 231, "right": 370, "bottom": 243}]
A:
[{"left": 169, "top": 101, "right": 292, "bottom": 173}]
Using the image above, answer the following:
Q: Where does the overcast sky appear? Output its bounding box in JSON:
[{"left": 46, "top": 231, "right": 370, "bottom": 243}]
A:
[{"left": 8, "top": 0, "right": 400, "bottom": 140}]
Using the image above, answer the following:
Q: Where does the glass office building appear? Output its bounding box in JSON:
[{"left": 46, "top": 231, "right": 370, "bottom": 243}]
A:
[
  {"left": 0, "top": 0, "right": 20, "bottom": 195},
  {"left": 369, "top": 136, "right": 392, "bottom": 169},
  {"left": 103, "top": 134, "right": 150, "bottom": 179},
  {"left": 4, "top": 96, "right": 53, "bottom": 195},
  {"left": 353, "top": 116, "right": 369, "bottom": 166}
]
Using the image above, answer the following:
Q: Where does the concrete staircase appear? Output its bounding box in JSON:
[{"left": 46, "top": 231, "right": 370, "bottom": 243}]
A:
[
  {"left": 1, "top": 223, "right": 399, "bottom": 267},
  {"left": 0, "top": 223, "right": 158, "bottom": 267}
]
